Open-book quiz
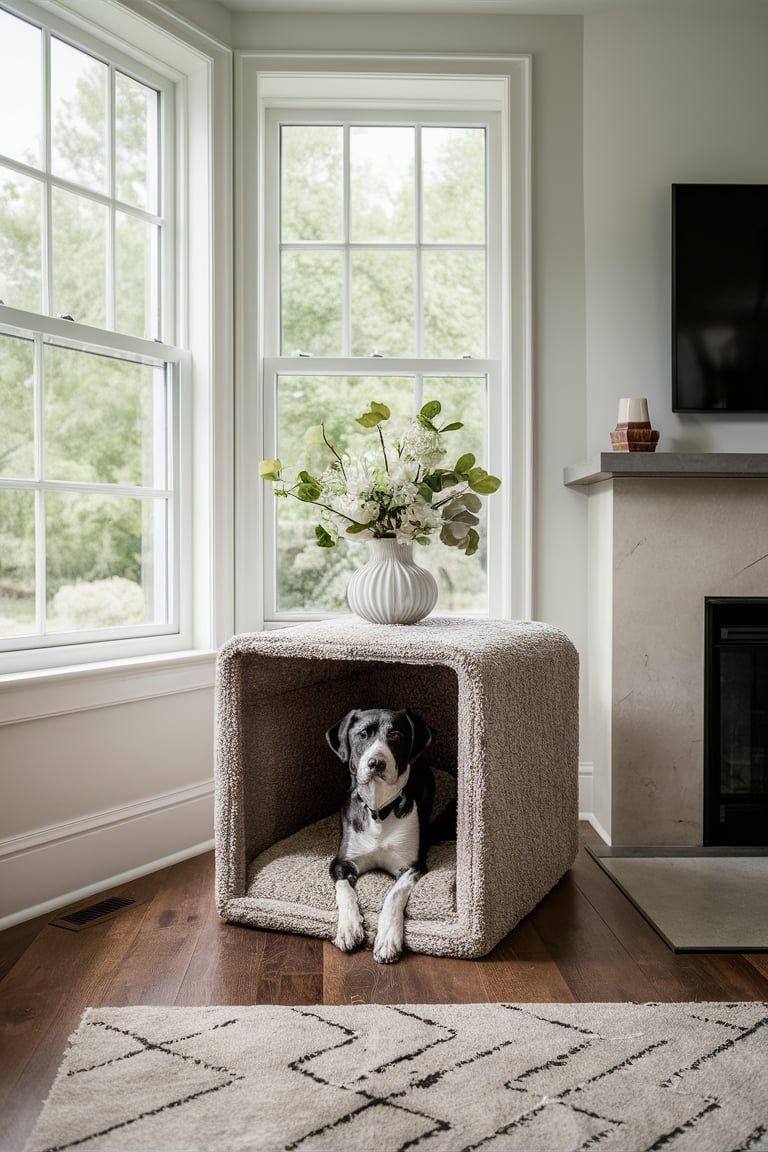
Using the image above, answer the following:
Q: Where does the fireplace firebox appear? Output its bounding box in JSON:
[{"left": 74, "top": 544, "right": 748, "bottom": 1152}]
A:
[{"left": 705, "top": 598, "right": 768, "bottom": 846}]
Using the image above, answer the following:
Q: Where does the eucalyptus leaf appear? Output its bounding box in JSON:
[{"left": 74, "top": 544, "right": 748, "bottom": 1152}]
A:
[
  {"left": 440, "top": 471, "right": 460, "bottom": 489},
  {"left": 455, "top": 453, "right": 476, "bottom": 474},
  {"left": 440, "top": 524, "right": 461, "bottom": 547},
  {"left": 420, "top": 400, "right": 441, "bottom": 420},
  {"left": 417, "top": 483, "right": 434, "bottom": 503},
  {"left": 470, "top": 474, "right": 501, "bottom": 495},
  {"left": 258, "top": 458, "right": 282, "bottom": 480},
  {"left": 356, "top": 412, "right": 384, "bottom": 428},
  {"left": 463, "top": 492, "right": 482, "bottom": 513},
  {"left": 315, "top": 525, "right": 336, "bottom": 548},
  {"left": 417, "top": 414, "right": 437, "bottom": 431},
  {"left": 441, "top": 422, "right": 464, "bottom": 432},
  {"left": 296, "top": 482, "right": 322, "bottom": 502},
  {"left": 370, "top": 401, "right": 391, "bottom": 419},
  {"left": 346, "top": 521, "right": 370, "bottom": 534},
  {"left": 465, "top": 528, "right": 480, "bottom": 557},
  {"left": 451, "top": 510, "right": 480, "bottom": 526}
]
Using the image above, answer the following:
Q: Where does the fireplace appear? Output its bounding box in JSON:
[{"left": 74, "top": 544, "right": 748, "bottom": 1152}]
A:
[{"left": 705, "top": 598, "right": 768, "bottom": 846}]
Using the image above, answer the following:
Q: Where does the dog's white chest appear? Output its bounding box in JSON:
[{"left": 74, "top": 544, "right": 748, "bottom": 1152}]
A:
[{"left": 347, "top": 806, "right": 420, "bottom": 875}]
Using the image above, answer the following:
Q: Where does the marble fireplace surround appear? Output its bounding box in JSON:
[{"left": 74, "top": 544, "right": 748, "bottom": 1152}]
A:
[{"left": 566, "top": 454, "right": 768, "bottom": 846}]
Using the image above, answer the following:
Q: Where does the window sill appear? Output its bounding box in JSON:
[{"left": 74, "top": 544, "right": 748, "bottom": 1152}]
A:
[{"left": 0, "top": 649, "right": 217, "bottom": 726}]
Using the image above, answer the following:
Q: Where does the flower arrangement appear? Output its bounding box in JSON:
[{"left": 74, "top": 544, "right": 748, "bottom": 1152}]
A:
[{"left": 259, "top": 400, "right": 501, "bottom": 558}]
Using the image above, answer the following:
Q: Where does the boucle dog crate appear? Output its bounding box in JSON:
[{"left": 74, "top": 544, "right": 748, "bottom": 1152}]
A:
[{"left": 215, "top": 617, "right": 579, "bottom": 959}]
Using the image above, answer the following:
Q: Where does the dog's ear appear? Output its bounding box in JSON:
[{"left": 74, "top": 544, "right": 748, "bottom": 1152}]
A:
[
  {"left": 405, "top": 709, "right": 434, "bottom": 764},
  {"left": 326, "top": 710, "right": 359, "bottom": 763}
]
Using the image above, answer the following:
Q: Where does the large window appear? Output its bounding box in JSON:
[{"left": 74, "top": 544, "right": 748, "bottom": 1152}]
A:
[
  {"left": 0, "top": 2, "right": 183, "bottom": 655},
  {"left": 262, "top": 109, "right": 503, "bottom": 621}
]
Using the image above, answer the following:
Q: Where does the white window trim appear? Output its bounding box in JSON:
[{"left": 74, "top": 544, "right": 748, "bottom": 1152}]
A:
[
  {"left": 0, "top": 0, "right": 233, "bottom": 691},
  {"left": 235, "top": 54, "right": 532, "bottom": 631}
]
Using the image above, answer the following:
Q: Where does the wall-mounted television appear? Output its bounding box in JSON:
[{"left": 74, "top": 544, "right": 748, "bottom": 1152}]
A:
[{"left": 672, "top": 184, "right": 768, "bottom": 412}]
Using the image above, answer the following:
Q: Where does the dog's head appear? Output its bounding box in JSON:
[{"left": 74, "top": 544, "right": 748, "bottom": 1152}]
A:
[{"left": 326, "top": 708, "right": 433, "bottom": 788}]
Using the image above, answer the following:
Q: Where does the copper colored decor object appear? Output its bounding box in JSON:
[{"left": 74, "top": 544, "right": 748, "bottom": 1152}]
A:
[{"left": 611, "top": 397, "right": 660, "bottom": 452}]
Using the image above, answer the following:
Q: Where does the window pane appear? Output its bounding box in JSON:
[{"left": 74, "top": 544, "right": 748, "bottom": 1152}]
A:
[
  {"left": 0, "top": 11, "right": 42, "bottom": 168},
  {"left": 116, "top": 212, "right": 159, "bottom": 339},
  {"left": 52, "top": 189, "right": 107, "bottom": 327},
  {"left": 276, "top": 375, "right": 415, "bottom": 612},
  {"left": 419, "top": 376, "right": 488, "bottom": 614},
  {"left": 0, "top": 333, "right": 34, "bottom": 479},
  {"left": 281, "top": 126, "right": 342, "bottom": 242},
  {"left": 351, "top": 250, "right": 416, "bottom": 356},
  {"left": 44, "top": 345, "right": 165, "bottom": 487},
  {"left": 0, "top": 168, "right": 43, "bottom": 313},
  {"left": 350, "top": 126, "right": 414, "bottom": 243},
  {"left": 115, "top": 72, "right": 159, "bottom": 212},
  {"left": 423, "top": 250, "right": 485, "bottom": 357},
  {"left": 282, "top": 250, "right": 342, "bottom": 355},
  {"left": 0, "top": 489, "right": 36, "bottom": 637},
  {"left": 46, "top": 492, "right": 167, "bottom": 632},
  {"left": 51, "top": 38, "right": 108, "bottom": 192},
  {"left": 422, "top": 127, "right": 485, "bottom": 243}
]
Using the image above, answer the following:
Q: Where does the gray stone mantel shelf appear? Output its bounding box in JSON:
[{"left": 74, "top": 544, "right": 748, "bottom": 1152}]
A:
[{"left": 564, "top": 452, "right": 768, "bottom": 488}]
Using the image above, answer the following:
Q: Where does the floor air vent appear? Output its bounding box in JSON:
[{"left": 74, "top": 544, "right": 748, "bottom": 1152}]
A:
[{"left": 51, "top": 894, "right": 137, "bottom": 932}]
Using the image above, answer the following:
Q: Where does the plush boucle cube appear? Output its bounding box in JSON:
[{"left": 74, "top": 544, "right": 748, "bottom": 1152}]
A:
[{"left": 215, "top": 617, "right": 579, "bottom": 959}]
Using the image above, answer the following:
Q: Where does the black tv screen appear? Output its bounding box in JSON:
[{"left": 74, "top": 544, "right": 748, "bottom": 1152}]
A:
[{"left": 672, "top": 184, "right": 768, "bottom": 412}]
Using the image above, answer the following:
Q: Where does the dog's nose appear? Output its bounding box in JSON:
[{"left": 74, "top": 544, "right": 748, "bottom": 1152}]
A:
[{"left": 367, "top": 756, "right": 386, "bottom": 775}]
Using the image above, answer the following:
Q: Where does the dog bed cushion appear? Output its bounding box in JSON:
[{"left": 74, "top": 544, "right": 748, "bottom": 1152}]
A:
[{"left": 246, "top": 769, "right": 457, "bottom": 924}]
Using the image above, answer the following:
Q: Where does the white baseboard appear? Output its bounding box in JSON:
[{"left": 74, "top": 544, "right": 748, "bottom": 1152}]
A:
[
  {"left": 0, "top": 781, "right": 215, "bottom": 930},
  {"left": 584, "top": 812, "right": 611, "bottom": 846},
  {"left": 577, "top": 761, "right": 593, "bottom": 819}
]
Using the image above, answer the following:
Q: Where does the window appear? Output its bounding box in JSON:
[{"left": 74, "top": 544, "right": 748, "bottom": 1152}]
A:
[
  {"left": 261, "top": 105, "right": 505, "bottom": 622},
  {"left": 0, "top": 2, "right": 183, "bottom": 656}
]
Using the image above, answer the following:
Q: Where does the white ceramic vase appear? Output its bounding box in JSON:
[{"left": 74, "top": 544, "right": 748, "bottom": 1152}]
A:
[{"left": 347, "top": 538, "right": 438, "bottom": 625}]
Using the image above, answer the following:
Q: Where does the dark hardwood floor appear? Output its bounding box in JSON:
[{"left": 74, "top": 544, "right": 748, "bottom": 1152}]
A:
[{"left": 1, "top": 823, "right": 766, "bottom": 1150}]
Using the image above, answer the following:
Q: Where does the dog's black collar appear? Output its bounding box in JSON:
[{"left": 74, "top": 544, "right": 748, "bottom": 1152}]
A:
[{"left": 357, "top": 789, "right": 407, "bottom": 822}]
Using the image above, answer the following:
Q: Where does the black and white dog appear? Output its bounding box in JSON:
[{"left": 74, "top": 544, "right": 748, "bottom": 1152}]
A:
[{"left": 326, "top": 707, "right": 435, "bottom": 964}]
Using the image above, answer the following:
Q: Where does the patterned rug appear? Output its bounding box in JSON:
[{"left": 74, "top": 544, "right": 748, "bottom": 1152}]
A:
[{"left": 26, "top": 1002, "right": 768, "bottom": 1151}]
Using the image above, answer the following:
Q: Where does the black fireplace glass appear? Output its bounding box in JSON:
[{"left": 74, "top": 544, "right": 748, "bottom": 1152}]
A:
[{"left": 705, "top": 598, "right": 768, "bottom": 845}]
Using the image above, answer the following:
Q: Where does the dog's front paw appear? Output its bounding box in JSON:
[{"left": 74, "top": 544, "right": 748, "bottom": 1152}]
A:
[
  {"left": 333, "top": 914, "right": 365, "bottom": 953},
  {"left": 373, "top": 925, "right": 403, "bottom": 964}
]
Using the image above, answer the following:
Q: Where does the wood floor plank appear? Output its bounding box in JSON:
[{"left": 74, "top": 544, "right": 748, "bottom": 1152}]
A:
[
  {"left": 478, "top": 918, "right": 576, "bottom": 1003},
  {"left": 530, "top": 873, "right": 658, "bottom": 1002},
  {"left": 744, "top": 953, "right": 768, "bottom": 982},
  {"left": 99, "top": 853, "right": 213, "bottom": 1008}
]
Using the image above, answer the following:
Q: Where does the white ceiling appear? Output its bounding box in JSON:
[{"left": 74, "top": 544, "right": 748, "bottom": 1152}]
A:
[{"left": 220, "top": 0, "right": 641, "bottom": 13}]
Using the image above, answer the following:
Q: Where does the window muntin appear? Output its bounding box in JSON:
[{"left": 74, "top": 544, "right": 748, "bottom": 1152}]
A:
[
  {"left": 265, "top": 111, "right": 498, "bottom": 621},
  {"left": 0, "top": 4, "right": 163, "bottom": 342},
  {"left": 0, "top": 2, "right": 180, "bottom": 657},
  {"left": 277, "top": 122, "right": 487, "bottom": 359},
  {"left": 0, "top": 323, "right": 176, "bottom": 645}
]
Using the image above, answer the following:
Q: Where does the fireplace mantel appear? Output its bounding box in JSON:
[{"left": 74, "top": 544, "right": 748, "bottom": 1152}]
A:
[{"left": 565, "top": 452, "right": 768, "bottom": 487}]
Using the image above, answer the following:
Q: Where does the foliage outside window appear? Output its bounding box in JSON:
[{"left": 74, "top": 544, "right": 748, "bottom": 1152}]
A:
[
  {"left": 267, "top": 117, "right": 498, "bottom": 618},
  {"left": 0, "top": 3, "right": 179, "bottom": 650}
]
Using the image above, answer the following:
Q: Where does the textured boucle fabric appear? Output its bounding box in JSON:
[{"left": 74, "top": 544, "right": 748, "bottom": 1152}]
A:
[
  {"left": 215, "top": 617, "right": 579, "bottom": 958},
  {"left": 247, "top": 769, "right": 457, "bottom": 927}
]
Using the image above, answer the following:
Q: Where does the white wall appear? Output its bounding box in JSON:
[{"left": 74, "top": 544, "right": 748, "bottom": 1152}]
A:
[{"left": 584, "top": 0, "right": 768, "bottom": 456}]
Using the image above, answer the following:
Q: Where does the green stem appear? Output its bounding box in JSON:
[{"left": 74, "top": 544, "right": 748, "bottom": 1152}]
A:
[
  {"left": 321, "top": 424, "right": 347, "bottom": 480},
  {"left": 377, "top": 425, "right": 389, "bottom": 472},
  {"left": 281, "top": 487, "right": 369, "bottom": 528},
  {"left": 432, "top": 483, "right": 471, "bottom": 510}
]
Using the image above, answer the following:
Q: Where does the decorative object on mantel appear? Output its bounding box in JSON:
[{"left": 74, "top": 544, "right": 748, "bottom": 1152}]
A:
[
  {"left": 610, "top": 396, "right": 660, "bottom": 452},
  {"left": 260, "top": 400, "right": 501, "bottom": 624}
]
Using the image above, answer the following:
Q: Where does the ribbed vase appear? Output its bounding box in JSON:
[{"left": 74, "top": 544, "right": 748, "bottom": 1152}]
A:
[{"left": 347, "top": 538, "right": 438, "bottom": 625}]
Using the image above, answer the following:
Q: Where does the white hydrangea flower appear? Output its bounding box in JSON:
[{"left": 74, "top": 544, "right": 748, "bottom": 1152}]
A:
[{"left": 401, "top": 421, "right": 446, "bottom": 469}]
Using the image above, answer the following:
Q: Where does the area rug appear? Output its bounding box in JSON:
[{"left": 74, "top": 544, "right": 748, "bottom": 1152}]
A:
[
  {"left": 26, "top": 1003, "right": 768, "bottom": 1151},
  {"left": 588, "top": 847, "right": 768, "bottom": 951}
]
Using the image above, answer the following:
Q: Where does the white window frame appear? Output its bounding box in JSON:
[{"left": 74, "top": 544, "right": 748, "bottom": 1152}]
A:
[
  {"left": 235, "top": 58, "right": 532, "bottom": 630},
  {"left": 0, "top": 0, "right": 234, "bottom": 679}
]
